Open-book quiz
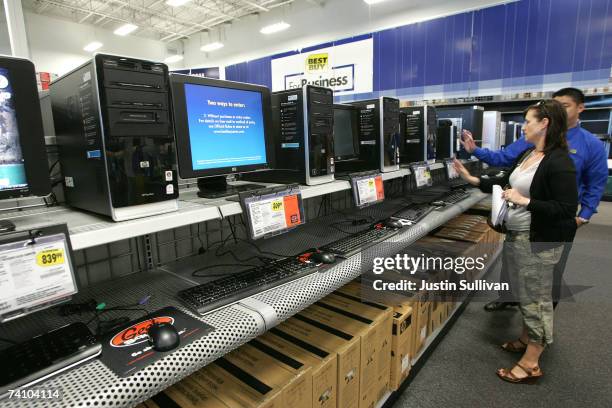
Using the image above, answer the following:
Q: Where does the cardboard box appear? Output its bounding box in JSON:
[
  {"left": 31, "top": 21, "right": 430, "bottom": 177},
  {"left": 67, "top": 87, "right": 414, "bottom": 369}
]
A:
[
  {"left": 299, "top": 300, "right": 388, "bottom": 408},
  {"left": 144, "top": 340, "right": 312, "bottom": 408},
  {"left": 334, "top": 281, "right": 415, "bottom": 390},
  {"left": 219, "top": 342, "right": 312, "bottom": 408},
  {"left": 317, "top": 292, "right": 393, "bottom": 407},
  {"left": 258, "top": 330, "right": 338, "bottom": 408},
  {"left": 278, "top": 316, "right": 361, "bottom": 408}
]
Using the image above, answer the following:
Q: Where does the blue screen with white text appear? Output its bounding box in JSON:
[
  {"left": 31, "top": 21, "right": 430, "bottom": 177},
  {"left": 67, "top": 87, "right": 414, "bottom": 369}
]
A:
[{"left": 184, "top": 83, "right": 267, "bottom": 171}]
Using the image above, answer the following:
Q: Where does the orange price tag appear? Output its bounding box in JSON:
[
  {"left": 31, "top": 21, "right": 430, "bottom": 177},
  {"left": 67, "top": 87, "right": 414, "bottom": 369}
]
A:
[{"left": 283, "top": 194, "right": 302, "bottom": 227}]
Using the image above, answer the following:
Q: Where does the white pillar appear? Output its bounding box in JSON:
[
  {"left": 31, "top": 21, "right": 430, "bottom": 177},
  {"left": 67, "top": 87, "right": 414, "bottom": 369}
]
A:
[{"left": 3, "top": 0, "right": 30, "bottom": 59}]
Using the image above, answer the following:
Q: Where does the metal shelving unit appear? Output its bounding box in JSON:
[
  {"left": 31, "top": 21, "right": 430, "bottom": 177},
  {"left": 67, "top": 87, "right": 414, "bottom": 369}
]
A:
[{"left": 0, "top": 189, "right": 488, "bottom": 408}]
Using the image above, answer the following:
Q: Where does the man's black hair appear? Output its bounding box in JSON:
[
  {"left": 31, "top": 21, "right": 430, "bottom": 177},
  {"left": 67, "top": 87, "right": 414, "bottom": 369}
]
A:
[{"left": 552, "top": 87, "right": 585, "bottom": 105}]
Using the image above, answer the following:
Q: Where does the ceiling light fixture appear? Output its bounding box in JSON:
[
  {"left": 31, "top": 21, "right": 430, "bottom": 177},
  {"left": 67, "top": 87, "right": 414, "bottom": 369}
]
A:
[
  {"left": 363, "top": 0, "right": 390, "bottom": 4},
  {"left": 166, "top": 0, "right": 191, "bottom": 6},
  {"left": 260, "top": 22, "right": 290, "bottom": 35},
  {"left": 114, "top": 23, "right": 138, "bottom": 36},
  {"left": 83, "top": 41, "right": 103, "bottom": 52},
  {"left": 200, "top": 42, "right": 224, "bottom": 52},
  {"left": 164, "top": 55, "right": 184, "bottom": 64}
]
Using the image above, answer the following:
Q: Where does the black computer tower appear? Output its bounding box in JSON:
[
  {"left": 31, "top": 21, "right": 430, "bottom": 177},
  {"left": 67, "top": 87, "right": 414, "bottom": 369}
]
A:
[
  {"left": 436, "top": 119, "right": 459, "bottom": 159},
  {"left": 399, "top": 105, "right": 437, "bottom": 164},
  {"left": 50, "top": 54, "right": 179, "bottom": 221},
  {"left": 348, "top": 97, "right": 400, "bottom": 173},
  {"left": 244, "top": 85, "right": 334, "bottom": 185},
  {"left": 436, "top": 105, "right": 484, "bottom": 159}
]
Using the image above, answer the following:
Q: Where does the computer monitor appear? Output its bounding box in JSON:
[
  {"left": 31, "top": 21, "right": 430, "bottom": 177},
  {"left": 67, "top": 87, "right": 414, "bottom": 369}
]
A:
[
  {"left": 411, "top": 162, "right": 433, "bottom": 189},
  {"left": 169, "top": 74, "right": 274, "bottom": 198},
  {"left": 0, "top": 56, "right": 51, "bottom": 201},
  {"left": 333, "top": 104, "right": 359, "bottom": 162}
]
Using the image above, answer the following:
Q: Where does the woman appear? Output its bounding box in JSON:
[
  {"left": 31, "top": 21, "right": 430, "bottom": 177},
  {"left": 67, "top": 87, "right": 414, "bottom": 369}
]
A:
[{"left": 453, "top": 99, "right": 578, "bottom": 383}]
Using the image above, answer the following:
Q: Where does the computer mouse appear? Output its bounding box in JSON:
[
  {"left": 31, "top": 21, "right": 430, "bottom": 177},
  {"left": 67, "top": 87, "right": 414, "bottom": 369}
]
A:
[
  {"left": 384, "top": 219, "right": 403, "bottom": 229},
  {"left": 312, "top": 251, "right": 336, "bottom": 264},
  {"left": 147, "top": 322, "right": 180, "bottom": 352}
]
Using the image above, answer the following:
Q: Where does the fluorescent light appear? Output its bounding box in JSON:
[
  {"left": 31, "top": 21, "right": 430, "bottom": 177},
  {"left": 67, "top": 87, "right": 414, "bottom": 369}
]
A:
[
  {"left": 260, "top": 22, "right": 290, "bottom": 35},
  {"left": 200, "top": 42, "right": 224, "bottom": 52},
  {"left": 114, "top": 23, "right": 138, "bottom": 36},
  {"left": 364, "top": 0, "right": 389, "bottom": 4},
  {"left": 164, "top": 55, "right": 184, "bottom": 64},
  {"left": 166, "top": 0, "right": 191, "bottom": 6},
  {"left": 83, "top": 41, "right": 103, "bottom": 52}
]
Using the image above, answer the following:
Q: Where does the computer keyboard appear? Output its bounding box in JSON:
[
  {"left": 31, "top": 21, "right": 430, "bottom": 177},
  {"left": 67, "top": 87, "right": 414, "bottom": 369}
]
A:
[
  {"left": 409, "top": 187, "right": 449, "bottom": 204},
  {"left": 392, "top": 203, "right": 435, "bottom": 223},
  {"left": 178, "top": 257, "right": 320, "bottom": 315},
  {"left": 439, "top": 189, "right": 470, "bottom": 204},
  {"left": 0, "top": 322, "right": 101, "bottom": 396},
  {"left": 320, "top": 225, "right": 399, "bottom": 257}
]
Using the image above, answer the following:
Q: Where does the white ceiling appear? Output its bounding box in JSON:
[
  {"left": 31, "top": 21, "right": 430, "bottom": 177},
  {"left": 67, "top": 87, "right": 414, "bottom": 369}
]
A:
[{"left": 22, "top": 0, "right": 298, "bottom": 42}]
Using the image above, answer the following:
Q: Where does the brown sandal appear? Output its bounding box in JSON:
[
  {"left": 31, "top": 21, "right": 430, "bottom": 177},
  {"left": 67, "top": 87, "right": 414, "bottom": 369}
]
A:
[
  {"left": 496, "top": 363, "right": 543, "bottom": 384},
  {"left": 501, "top": 339, "right": 527, "bottom": 353}
]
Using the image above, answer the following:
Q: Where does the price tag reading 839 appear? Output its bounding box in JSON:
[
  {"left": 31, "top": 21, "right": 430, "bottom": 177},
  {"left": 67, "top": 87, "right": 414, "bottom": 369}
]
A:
[{"left": 36, "top": 248, "right": 65, "bottom": 267}]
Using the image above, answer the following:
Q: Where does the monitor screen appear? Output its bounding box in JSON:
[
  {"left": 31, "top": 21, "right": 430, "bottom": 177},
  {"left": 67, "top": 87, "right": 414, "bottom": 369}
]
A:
[
  {"left": 333, "top": 105, "right": 359, "bottom": 161},
  {"left": 411, "top": 163, "right": 432, "bottom": 189},
  {"left": 445, "top": 159, "right": 460, "bottom": 180},
  {"left": 0, "top": 57, "right": 51, "bottom": 199},
  {"left": 170, "top": 75, "right": 273, "bottom": 179},
  {"left": 0, "top": 67, "right": 28, "bottom": 192}
]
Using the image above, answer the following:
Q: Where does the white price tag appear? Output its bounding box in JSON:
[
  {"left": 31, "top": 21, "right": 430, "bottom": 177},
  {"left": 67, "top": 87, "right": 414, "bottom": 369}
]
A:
[
  {"left": 352, "top": 173, "right": 384, "bottom": 208},
  {"left": 246, "top": 193, "right": 302, "bottom": 239},
  {"left": 0, "top": 234, "right": 77, "bottom": 322}
]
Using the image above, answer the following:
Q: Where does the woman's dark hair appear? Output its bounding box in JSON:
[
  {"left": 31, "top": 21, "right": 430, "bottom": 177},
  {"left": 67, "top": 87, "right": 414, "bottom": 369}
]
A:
[{"left": 524, "top": 99, "right": 568, "bottom": 152}]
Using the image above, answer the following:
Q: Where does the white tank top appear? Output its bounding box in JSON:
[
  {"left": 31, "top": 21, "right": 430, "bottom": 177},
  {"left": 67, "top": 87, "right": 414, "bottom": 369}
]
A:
[{"left": 504, "top": 152, "right": 543, "bottom": 231}]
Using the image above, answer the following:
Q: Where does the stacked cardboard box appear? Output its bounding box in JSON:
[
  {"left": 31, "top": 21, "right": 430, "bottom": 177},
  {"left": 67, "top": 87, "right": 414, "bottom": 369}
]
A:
[
  {"left": 311, "top": 292, "right": 392, "bottom": 407},
  {"left": 142, "top": 340, "right": 312, "bottom": 408},
  {"left": 334, "top": 281, "right": 415, "bottom": 391},
  {"left": 276, "top": 315, "right": 361, "bottom": 408}
]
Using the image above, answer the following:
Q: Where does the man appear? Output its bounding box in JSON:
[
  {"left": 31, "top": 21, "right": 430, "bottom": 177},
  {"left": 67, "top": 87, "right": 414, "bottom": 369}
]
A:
[{"left": 460, "top": 87, "right": 608, "bottom": 311}]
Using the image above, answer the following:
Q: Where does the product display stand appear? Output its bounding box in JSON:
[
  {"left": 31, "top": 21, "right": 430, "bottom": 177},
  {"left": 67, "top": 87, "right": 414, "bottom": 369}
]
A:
[{"left": 0, "top": 190, "right": 491, "bottom": 408}]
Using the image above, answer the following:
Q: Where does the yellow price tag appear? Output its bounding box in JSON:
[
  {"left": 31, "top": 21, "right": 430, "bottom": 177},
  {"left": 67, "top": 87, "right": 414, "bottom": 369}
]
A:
[
  {"left": 271, "top": 200, "right": 284, "bottom": 212},
  {"left": 36, "top": 248, "right": 65, "bottom": 267},
  {"left": 368, "top": 179, "right": 375, "bottom": 188}
]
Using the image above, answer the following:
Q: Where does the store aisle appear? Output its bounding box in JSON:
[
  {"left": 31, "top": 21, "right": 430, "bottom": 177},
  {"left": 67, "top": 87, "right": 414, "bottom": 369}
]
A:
[{"left": 395, "top": 202, "right": 612, "bottom": 408}]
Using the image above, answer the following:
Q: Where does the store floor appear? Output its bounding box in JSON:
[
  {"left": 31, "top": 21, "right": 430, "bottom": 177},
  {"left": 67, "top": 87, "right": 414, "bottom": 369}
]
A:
[{"left": 394, "top": 202, "right": 612, "bottom": 408}]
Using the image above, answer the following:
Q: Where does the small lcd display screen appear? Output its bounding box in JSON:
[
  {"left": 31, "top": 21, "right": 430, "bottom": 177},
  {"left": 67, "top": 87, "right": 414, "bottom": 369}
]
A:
[
  {"left": 412, "top": 163, "right": 433, "bottom": 189},
  {"left": 183, "top": 83, "right": 268, "bottom": 171},
  {"left": 445, "top": 159, "right": 460, "bottom": 180},
  {"left": 0, "top": 67, "right": 28, "bottom": 192}
]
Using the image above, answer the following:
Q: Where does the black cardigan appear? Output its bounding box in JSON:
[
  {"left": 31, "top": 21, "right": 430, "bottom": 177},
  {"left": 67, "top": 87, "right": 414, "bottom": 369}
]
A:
[{"left": 479, "top": 147, "right": 578, "bottom": 246}]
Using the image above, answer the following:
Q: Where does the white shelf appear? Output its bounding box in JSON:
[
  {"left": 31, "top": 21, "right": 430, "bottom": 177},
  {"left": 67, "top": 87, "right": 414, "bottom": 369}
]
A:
[{"left": 1, "top": 201, "right": 221, "bottom": 250}]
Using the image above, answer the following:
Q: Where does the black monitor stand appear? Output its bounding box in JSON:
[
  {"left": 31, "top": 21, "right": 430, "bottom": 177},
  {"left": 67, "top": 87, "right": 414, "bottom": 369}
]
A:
[{"left": 197, "top": 176, "right": 265, "bottom": 199}]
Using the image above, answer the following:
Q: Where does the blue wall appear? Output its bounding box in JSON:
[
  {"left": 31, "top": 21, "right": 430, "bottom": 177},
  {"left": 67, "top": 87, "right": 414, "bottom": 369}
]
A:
[{"left": 225, "top": 0, "right": 612, "bottom": 101}]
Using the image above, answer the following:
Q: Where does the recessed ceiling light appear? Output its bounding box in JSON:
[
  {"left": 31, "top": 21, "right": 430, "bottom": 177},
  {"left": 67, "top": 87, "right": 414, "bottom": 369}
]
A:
[
  {"left": 260, "top": 22, "right": 290, "bottom": 35},
  {"left": 83, "top": 41, "right": 103, "bottom": 52},
  {"left": 164, "top": 55, "right": 184, "bottom": 64},
  {"left": 200, "top": 42, "right": 224, "bottom": 52},
  {"left": 166, "top": 0, "right": 191, "bottom": 6},
  {"left": 364, "top": 0, "right": 389, "bottom": 4},
  {"left": 114, "top": 23, "right": 138, "bottom": 36}
]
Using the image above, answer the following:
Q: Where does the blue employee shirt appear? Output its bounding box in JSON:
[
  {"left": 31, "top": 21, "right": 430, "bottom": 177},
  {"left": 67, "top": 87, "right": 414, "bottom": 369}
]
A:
[{"left": 473, "top": 124, "right": 608, "bottom": 219}]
